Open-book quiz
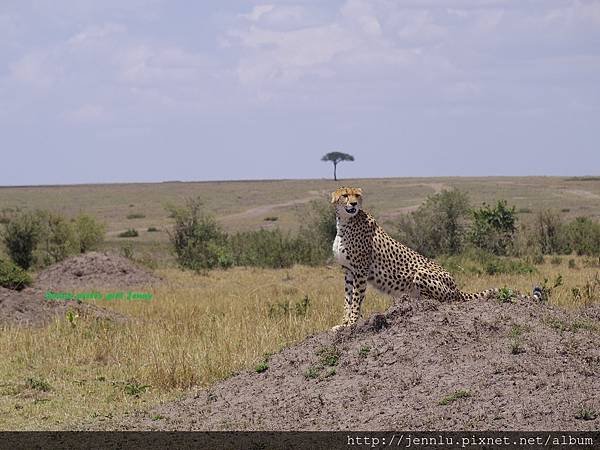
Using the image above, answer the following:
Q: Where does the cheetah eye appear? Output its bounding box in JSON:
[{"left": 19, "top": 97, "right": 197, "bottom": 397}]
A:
[{"left": 342, "top": 194, "right": 348, "bottom": 198}]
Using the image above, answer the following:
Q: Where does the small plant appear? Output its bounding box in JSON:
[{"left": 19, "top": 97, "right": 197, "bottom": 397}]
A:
[
  {"left": 575, "top": 407, "right": 598, "bottom": 421},
  {"left": 255, "top": 361, "right": 269, "bottom": 373},
  {"left": 439, "top": 389, "right": 471, "bottom": 406},
  {"left": 532, "top": 254, "right": 545, "bottom": 265},
  {"left": 263, "top": 216, "right": 278, "bottom": 222},
  {"left": 26, "top": 377, "right": 51, "bottom": 392},
  {"left": 147, "top": 226, "right": 160, "bottom": 232},
  {"left": 294, "top": 296, "right": 310, "bottom": 317},
  {"left": 0, "top": 258, "right": 32, "bottom": 290},
  {"left": 510, "top": 341, "right": 526, "bottom": 355},
  {"left": 323, "top": 368, "right": 336, "bottom": 378},
  {"left": 120, "top": 243, "right": 134, "bottom": 259},
  {"left": 497, "top": 286, "right": 516, "bottom": 303},
  {"left": 508, "top": 324, "right": 527, "bottom": 354},
  {"left": 317, "top": 346, "right": 340, "bottom": 367},
  {"left": 66, "top": 310, "right": 78, "bottom": 327},
  {"left": 568, "top": 259, "right": 577, "bottom": 269},
  {"left": 538, "top": 274, "right": 563, "bottom": 302},
  {"left": 550, "top": 256, "right": 562, "bottom": 265},
  {"left": 305, "top": 366, "right": 320, "bottom": 379},
  {"left": 151, "top": 414, "right": 165, "bottom": 421},
  {"left": 358, "top": 346, "right": 371, "bottom": 358},
  {"left": 118, "top": 228, "right": 139, "bottom": 238},
  {"left": 123, "top": 381, "right": 150, "bottom": 396},
  {"left": 126, "top": 213, "right": 146, "bottom": 219}
]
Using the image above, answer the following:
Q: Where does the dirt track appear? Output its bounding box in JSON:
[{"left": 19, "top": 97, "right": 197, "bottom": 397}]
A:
[{"left": 97, "top": 295, "right": 600, "bottom": 431}]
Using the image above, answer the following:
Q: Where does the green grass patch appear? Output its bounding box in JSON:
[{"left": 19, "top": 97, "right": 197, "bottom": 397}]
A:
[{"left": 439, "top": 389, "right": 471, "bottom": 406}]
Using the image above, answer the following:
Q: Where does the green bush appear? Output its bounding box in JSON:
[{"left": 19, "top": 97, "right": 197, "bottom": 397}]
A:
[
  {"left": 230, "top": 229, "right": 299, "bottom": 268},
  {"left": 2, "top": 212, "right": 40, "bottom": 269},
  {"left": 167, "top": 198, "right": 232, "bottom": 271},
  {"left": 0, "top": 258, "right": 32, "bottom": 290},
  {"left": 35, "top": 211, "right": 79, "bottom": 266},
  {"left": 564, "top": 217, "right": 600, "bottom": 256},
  {"left": 74, "top": 214, "right": 105, "bottom": 253},
  {"left": 469, "top": 200, "right": 517, "bottom": 256},
  {"left": 396, "top": 189, "right": 470, "bottom": 257},
  {"left": 438, "top": 249, "right": 535, "bottom": 276},
  {"left": 118, "top": 229, "right": 139, "bottom": 238},
  {"left": 295, "top": 200, "right": 337, "bottom": 265},
  {"left": 533, "top": 209, "right": 570, "bottom": 254}
]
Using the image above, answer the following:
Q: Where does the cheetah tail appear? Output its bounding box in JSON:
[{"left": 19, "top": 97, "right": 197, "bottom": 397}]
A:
[{"left": 456, "top": 288, "right": 499, "bottom": 301}]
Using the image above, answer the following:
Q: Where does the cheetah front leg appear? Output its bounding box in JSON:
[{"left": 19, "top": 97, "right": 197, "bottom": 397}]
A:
[
  {"left": 348, "top": 273, "right": 367, "bottom": 325},
  {"left": 332, "top": 269, "right": 354, "bottom": 331}
]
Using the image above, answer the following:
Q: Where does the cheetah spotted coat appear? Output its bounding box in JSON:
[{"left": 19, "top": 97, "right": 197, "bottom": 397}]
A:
[{"left": 331, "top": 187, "right": 497, "bottom": 326}]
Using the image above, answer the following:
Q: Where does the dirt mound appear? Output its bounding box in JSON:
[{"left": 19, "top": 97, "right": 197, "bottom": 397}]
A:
[
  {"left": 110, "top": 296, "right": 600, "bottom": 431},
  {"left": 35, "top": 252, "right": 161, "bottom": 291},
  {"left": 0, "top": 286, "right": 126, "bottom": 326},
  {"left": 1, "top": 252, "right": 157, "bottom": 326}
]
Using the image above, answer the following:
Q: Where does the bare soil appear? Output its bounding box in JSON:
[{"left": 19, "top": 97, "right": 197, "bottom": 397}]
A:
[
  {"left": 0, "top": 286, "right": 125, "bottom": 326},
  {"left": 0, "top": 252, "right": 160, "bottom": 326},
  {"left": 35, "top": 251, "right": 161, "bottom": 291},
  {"left": 107, "top": 296, "right": 600, "bottom": 431}
]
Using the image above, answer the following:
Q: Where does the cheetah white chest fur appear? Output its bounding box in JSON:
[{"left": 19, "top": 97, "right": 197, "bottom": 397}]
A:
[{"left": 332, "top": 219, "right": 350, "bottom": 267}]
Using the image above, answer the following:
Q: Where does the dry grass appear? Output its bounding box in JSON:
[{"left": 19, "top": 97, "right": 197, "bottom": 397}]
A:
[
  {"left": 0, "top": 265, "right": 390, "bottom": 430},
  {"left": 1, "top": 259, "right": 599, "bottom": 430}
]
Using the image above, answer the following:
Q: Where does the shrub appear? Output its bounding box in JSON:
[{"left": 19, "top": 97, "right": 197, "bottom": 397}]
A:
[
  {"left": 118, "top": 229, "right": 139, "bottom": 238},
  {"left": 296, "top": 200, "right": 337, "bottom": 265},
  {"left": 127, "top": 213, "right": 146, "bottom": 219},
  {"left": 396, "top": 189, "right": 470, "bottom": 257},
  {"left": 230, "top": 229, "right": 298, "bottom": 269},
  {"left": 0, "top": 258, "right": 32, "bottom": 290},
  {"left": 74, "top": 214, "right": 105, "bottom": 253},
  {"left": 533, "top": 210, "right": 569, "bottom": 254},
  {"left": 167, "top": 198, "right": 232, "bottom": 271},
  {"left": 35, "top": 211, "right": 79, "bottom": 266},
  {"left": 231, "top": 201, "right": 336, "bottom": 269},
  {"left": 564, "top": 217, "right": 600, "bottom": 256},
  {"left": 469, "top": 200, "right": 517, "bottom": 256},
  {"left": 2, "top": 212, "right": 40, "bottom": 269},
  {"left": 438, "top": 249, "right": 535, "bottom": 276},
  {"left": 147, "top": 227, "right": 160, "bottom": 232}
]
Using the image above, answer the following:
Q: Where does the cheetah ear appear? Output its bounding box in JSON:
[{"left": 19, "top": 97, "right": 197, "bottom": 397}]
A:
[{"left": 330, "top": 191, "right": 340, "bottom": 204}]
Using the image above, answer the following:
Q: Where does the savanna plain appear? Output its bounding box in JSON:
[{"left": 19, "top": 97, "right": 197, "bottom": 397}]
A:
[{"left": 0, "top": 176, "right": 599, "bottom": 430}]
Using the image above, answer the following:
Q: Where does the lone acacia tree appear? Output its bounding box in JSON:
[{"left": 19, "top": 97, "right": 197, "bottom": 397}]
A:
[{"left": 321, "top": 151, "right": 354, "bottom": 181}]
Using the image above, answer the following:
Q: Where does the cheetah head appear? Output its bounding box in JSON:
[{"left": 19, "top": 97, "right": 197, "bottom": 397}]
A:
[{"left": 331, "top": 187, "right": 363, "bottom": 218}]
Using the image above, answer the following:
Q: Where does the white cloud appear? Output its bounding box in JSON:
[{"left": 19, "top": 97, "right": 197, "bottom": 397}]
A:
[
  {"left": 9, "top": 51, "right": 63, "bottom": 88},
  {"left": 68, "top": 23, "right": 126, "bottom": 47},
  {"left": 240, "top": 4, "right": 275, "bottom": 22},
  {"left": 64, "top": 104, "right": 107, "bottom": 124}
]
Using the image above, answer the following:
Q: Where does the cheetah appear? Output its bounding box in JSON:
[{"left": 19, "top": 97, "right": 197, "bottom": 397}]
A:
[{"left": 330, "top": 187, "right": 532, "bottom": 328}]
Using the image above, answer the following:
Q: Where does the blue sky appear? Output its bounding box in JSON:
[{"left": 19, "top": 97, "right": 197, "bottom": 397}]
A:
[{"left": 1, "top": 0, "right": 599, "bottom": 185}]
